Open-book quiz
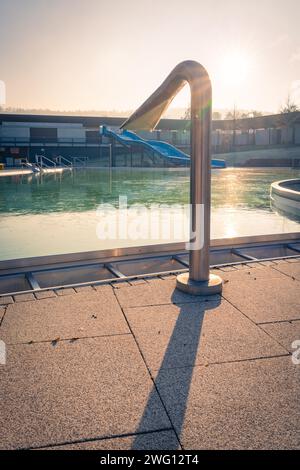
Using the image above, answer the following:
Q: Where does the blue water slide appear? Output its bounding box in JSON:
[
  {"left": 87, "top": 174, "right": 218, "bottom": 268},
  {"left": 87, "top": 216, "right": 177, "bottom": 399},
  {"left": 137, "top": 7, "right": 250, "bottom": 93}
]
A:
[{"left": 100, "top": 126, "right": 226, "bottom": 168}]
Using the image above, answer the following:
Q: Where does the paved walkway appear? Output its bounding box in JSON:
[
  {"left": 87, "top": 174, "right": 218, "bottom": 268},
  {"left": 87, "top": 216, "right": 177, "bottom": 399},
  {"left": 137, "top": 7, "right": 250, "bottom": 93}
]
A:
[{"left": 0, "top": 259, "right": 299, "bottom": 450}]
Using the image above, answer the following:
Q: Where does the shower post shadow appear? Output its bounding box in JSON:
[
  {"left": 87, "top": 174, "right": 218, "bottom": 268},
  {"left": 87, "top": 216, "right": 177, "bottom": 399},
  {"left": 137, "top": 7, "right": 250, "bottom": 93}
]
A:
[
  {"left": 131, "top": 297, "right": 221, "bottom": 449},
  {"left": 121, "top": 60, "right": 223, "bottom": 295}
]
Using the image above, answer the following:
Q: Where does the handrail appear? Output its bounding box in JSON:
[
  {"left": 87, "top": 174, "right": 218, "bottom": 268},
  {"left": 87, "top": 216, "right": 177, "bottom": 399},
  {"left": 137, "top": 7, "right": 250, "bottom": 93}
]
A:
[
  {"left": 35, "top": 155, "right": 56, "bottom": 168},
  {"left": 57, "top": 155, "right": 73, "bottom": 167},
  {"left": 122, "top": 60, "right": 222, "bottom": 295},
  {"left": 71, "top": 156, "right": 89, "bottom": 166}
]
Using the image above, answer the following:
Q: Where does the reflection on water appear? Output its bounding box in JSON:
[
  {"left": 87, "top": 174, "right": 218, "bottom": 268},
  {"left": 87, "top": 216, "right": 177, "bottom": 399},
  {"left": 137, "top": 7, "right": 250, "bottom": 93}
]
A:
[{"left": 0, "top": 167, "right": 300, "bottom": 260}]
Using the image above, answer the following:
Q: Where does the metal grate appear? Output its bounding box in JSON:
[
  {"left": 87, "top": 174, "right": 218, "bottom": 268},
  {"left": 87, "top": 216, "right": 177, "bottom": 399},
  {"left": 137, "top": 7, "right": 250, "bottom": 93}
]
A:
[{"left": 0, "top": 236, "right": 299, "bottom": 297}]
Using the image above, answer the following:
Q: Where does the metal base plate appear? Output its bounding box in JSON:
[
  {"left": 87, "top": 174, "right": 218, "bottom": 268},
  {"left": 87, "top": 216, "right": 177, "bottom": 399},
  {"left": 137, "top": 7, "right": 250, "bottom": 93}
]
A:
[{"left": 176, "top": 272, "right": 223, "bottom": 295}]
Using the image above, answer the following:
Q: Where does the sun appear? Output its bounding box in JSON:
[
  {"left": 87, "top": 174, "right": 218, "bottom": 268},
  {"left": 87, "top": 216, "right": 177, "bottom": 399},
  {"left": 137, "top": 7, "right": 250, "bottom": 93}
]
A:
[{"left": 221, "top": 50, "right": 251, "bottom": 87}]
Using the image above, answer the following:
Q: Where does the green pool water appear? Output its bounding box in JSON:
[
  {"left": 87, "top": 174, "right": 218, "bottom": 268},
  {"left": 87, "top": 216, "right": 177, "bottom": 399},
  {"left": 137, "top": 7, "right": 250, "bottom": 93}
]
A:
[{"left": 0, "top": 167, "right": 300, "bottom": 261}]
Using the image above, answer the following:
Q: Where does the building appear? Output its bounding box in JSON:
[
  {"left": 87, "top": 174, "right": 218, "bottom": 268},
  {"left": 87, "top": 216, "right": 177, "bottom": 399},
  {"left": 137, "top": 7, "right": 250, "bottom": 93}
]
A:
[{"left": 1, "top": 112, "right": 300, "bottom": 167}]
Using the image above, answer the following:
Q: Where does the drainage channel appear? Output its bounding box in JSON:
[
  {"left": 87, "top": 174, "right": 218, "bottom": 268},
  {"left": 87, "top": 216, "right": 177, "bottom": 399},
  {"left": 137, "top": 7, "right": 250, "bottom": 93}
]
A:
[{"left": 0, "top": 241, "right": 300, "bottom": 297}]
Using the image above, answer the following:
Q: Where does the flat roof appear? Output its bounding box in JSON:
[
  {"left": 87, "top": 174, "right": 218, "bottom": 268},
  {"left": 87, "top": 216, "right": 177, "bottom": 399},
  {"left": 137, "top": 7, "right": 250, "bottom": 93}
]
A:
[{"left": 1, "top": 112, "right": 300, "bottom": 131}]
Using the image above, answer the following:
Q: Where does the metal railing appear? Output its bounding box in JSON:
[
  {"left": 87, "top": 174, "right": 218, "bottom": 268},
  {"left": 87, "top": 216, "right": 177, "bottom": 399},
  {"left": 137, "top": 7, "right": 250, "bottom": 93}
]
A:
[
  {"left": 71, "top": 156, "right": 89, "bottom": 167},
  {"left": 19, "top": 158, "right": 40, "bottom": 172},
  {"left": 0, "top": 131, "right": 298, "bottom": 152},
  {"left": 56, "top": 155, "right": 73, "bottom": 167},
  {"left": 35, "top": 154, "right": 57, "bottom": 168},
  {"left": 121, "top": 60, "right": 223, "bottom": 295}
]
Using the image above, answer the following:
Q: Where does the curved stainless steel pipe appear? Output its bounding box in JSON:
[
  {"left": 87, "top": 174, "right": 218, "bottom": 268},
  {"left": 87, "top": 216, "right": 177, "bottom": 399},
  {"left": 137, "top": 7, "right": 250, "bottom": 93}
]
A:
[{"left": 121, "top": 61, "right": 222, "bottom": 294}]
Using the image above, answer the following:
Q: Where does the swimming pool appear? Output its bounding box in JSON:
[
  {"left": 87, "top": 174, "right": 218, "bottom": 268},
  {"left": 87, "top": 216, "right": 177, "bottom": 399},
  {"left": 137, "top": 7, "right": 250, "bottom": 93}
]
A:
[{"left": 0, "top": 167, "right": 300, "bottom": 261}]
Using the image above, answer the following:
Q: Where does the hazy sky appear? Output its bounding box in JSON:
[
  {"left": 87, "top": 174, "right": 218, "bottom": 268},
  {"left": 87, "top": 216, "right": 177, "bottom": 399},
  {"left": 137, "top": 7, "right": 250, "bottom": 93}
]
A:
[{"left": 1, "top": 0, "right": 300, "bottom": 113}]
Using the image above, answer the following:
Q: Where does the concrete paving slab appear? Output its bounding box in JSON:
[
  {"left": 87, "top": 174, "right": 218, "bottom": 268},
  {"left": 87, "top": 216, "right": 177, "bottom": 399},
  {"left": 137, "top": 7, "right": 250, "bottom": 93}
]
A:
[
  {"left": 159, "top": 274, "right": 177, "bottom": 280},
  {"left": 273, "top": 261, "right": 300, "bottom": 281},
  {"left": 129, "top": 279, "right": 147, "bottom": 286},
  {"left": 124, "top": 299, "right": 286, "bottom": 372},
  {"left": 0, "top": 306, "right": 5, "bottom": 322},
  {"left": 109, "top": 280, "right": 130, "bottom": 289},
  {"left": 222, "top": 274, "right": 300, "bottom": 323},
  {"left": 259, "top": 260, "right": 276, "bottom": 266},
  {"left": 116, "top": 278, "right": 220, "bottom": 308},
  {"left": 55, "top": 287, "right": 76, "bottom": 296},
  {"left": 74, "top": 286, "right": 95, "bottom": 293},
  {"left": 219, "top": 266, "right": 238, "bottom": 272},
  {"left": 213, "top": 264, "right": 285, "bottom": 283},
  {"left": 14, "top": 293, "right": 35, "bottom": 303},
  {"left": 0, "top": 285, "right": 129, "bottom": 344},
  {"left": 14, "top": 293, "right": 35, "bottom": 302},
  {"left": 261, "top": 320, "right": 300, "bottom": 353},
  {"left": 0, "top": 296, "right": 13, "bottom": 305},
  {"left": 42, "top": 430, "right": 180, "bottom": 450},
  {"left": 0, "top": 336, "right": 170, "bottom": 450},
  {"left": 155, "top": 356, "right": 300, "bottom": 449},
  {"left": 34, "top": 290, "right": 56, "bottom": 300},
  {"left": 234, "top": 264, "right": 251, "bottom": 270}
]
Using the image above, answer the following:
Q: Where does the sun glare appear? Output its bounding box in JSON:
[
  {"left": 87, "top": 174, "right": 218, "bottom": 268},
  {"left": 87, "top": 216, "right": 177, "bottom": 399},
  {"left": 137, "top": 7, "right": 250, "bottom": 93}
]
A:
[{"left": 221, "top": 50, "right": 251, "bottom": 87}]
